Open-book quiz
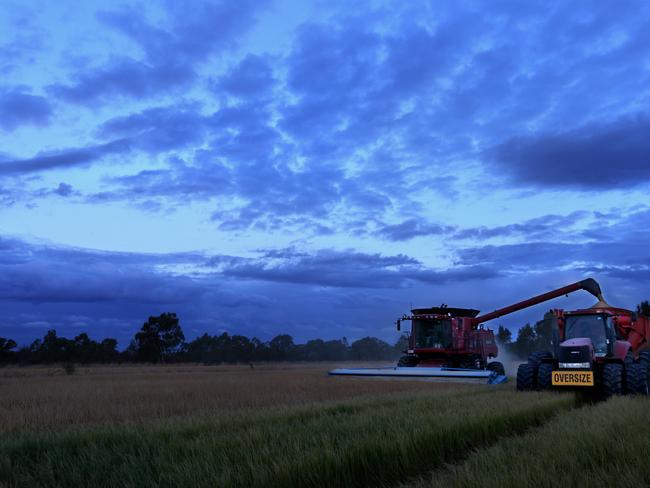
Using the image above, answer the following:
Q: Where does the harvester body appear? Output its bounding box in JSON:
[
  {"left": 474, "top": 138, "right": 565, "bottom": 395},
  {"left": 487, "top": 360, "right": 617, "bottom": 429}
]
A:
[
  {"left": 398, "top": 308, "right": 497, "bottom": 369},
  {"left": 331, "top": 278, "right": 604, "bottom": 384},
  {"left": 517, "top": 297, "right": 650, "bottom": 396}
]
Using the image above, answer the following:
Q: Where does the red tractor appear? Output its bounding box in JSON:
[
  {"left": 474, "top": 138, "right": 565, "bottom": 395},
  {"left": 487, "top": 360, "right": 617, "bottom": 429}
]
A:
[{"left": 517, "top": 282, "right": 650, "bottom": 397}]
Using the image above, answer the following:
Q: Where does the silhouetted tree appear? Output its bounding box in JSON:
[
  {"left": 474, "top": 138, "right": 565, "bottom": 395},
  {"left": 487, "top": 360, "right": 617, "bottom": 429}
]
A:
[
  {"left": 510, "top": 323, "right": 536, "bottom": 359},
  {"left": 133, "top": 313, "right": 185, "bottom": 363},
  {"left": 99, "top": 338, "right": 119, "bottom": 362},
  {"left": 0, "top": 337, "right": 17, "bottom": 364},
  {"left": 268, "top": 334, "right": 295, "bottom": 361},
  {"left": 637, "top": 301, "right": 650, "bottom": 317},
  {"left": 350, "top": 337, "right": 393, "bottom": 360},
  {"left": 31, "top": 330, "right": 74, "bottom": 363},
  {"left": 496, "top": 325, "right": 512, "bottom": 345}
]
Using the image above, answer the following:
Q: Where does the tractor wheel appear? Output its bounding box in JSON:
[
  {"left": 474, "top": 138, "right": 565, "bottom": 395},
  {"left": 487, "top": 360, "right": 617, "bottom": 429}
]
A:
[
  {"left": 639, "top": 351, "right": 650, "bottom": 371},
  {"left": 516, "top": 363, "right": 536, "bottom": 391},
  {"left": 537, "top": 363, "right": 553, "bottom": 391},
  {"left": 602, "top": 363, "right": 624, "bottom": 398},
  {"left": 397, "top": 355, "right": 419, "bottom": 367},
  {"left": 487, "top": 361, "right": 505, "bottom": 376},
  {"left": 625, "top": 363, "right": 649, "bottom": 395},
  {"left": 527, "top": 351, "right": 552, "bottom": 368}
]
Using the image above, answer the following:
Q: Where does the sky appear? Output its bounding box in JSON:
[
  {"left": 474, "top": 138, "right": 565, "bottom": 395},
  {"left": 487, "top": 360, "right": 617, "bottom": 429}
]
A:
[{"left": 1, "top": 0, "right": 650, "bottom": 347}]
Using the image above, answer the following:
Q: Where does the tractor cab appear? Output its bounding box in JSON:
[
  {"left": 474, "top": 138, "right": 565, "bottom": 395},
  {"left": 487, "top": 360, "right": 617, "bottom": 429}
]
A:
[{"left": 562, "top": 313, "right": 613, "bottom": 358}]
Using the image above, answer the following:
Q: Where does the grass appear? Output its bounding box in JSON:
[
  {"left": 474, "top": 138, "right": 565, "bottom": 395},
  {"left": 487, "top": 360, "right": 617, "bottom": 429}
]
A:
[
  {"left": 406, "top": 395, "right": 650, "bottom": 488},
  {"left": 0, "top": 364, "right": 575, "bottom": 488}
]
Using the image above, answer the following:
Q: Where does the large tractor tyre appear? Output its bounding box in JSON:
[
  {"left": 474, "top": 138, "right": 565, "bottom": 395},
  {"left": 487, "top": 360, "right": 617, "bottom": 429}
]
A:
[
  {"left": 639, "top": 351, "right": 650, "bottom": 381},
  {"left": 602, "top": 363, "right": 624, "bottom": 398},
  {"left": 516, "top": 363, "right": 536, "bottom": 391},
  {"left": 625, "top": 363, "right": 649, "bottom": 396},
  {"left": 639, "top": 351, "right": 650, "bottom": 371},
  {"left": 487, "top": 361, "right": 505, "bottom": 376},
  {"left": 397, "top": 355, "right": 419, "bottom": 367},
  {"left": 537, "top": 363, "right": 554, "bottom": 391},
  {"left": 528, "top": 351, "right": 552, "bottom": 368}
]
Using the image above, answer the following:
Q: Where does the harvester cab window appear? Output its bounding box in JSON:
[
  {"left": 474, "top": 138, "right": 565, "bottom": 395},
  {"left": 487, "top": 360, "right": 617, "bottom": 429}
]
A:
[
  {"left": 564, "top": 315, "right": 608, "bottom": 355},
  {"left": 413, "top": 319, "right": 452, "bottom": 349}
]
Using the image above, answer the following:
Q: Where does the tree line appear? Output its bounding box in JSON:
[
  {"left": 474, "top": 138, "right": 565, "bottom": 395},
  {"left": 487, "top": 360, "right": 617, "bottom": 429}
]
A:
[
  {"left": 0, "top": 313, "right": 407, "bottom": 365},
  {"left": 2, "top": 302, "right": 648, "bottom": 365}
]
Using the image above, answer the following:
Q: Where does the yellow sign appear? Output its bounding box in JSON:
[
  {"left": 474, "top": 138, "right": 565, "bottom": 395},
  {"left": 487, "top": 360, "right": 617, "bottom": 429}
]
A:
[{"left": 552, "top": 371, "right": 594, "bottom": 386}]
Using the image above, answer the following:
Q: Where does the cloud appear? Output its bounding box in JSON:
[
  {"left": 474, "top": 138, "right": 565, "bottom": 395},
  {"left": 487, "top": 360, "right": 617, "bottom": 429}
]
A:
[
  {"left": 215, "top": 54, "right": 276, "bottom": 98},
  {"left": 50, "top": 60, "right": 195, "bottom": 103},
  {"left": 98, "top": 104, "right": 208, "bottom": 152},
  {"left": 0, "top": 236, "right": 500, "bottom": 346},
  {"left": 0, "top": 139, "right": 130, "bottom": 176},
  {"left": 455, "top": 211, "right": 591, "bottom": 240},
  {"left": 488, "top": 115, "right": 650, "bottom": 189},
  {"left": 50, "top": 1, "right": 268, "bottom": 104},
  {"left": 212, "top": 247, "right": 497, "bottom": 288},
  {"left": 0, "top": 90, "right": 53, "bottom": 131},
  {"left": 456, "top": 208, "right": 650, "bottom": 273},
  {"left": 375, "top": 219, "right": 454, "bottom": 241}
]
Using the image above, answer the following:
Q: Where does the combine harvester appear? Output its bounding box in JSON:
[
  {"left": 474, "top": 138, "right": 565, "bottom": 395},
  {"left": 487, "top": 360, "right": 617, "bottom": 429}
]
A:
[
  {"left": 517, "top": 280, "right": 650, "bottom": 397},
  {"left": 330, "top": 279, "right": 605, "bottom": 385}
]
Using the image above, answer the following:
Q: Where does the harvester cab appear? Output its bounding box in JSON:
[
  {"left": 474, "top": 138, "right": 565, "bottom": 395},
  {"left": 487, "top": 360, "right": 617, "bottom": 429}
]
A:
[
  {"left": 518, "top": 288, "right": 650, "bottom": 397},
  {"left": 331, "top": 278, "right": 605, "bottom": 385},
  {"left": 396, "top": 306, "right": 498, "bottom": 371}
]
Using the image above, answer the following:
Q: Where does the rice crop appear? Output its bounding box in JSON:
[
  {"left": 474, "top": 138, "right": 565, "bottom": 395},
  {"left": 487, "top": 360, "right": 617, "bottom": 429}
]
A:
[
  {"left": 0, "top": 364, "right": 573, "bottom": 488},
  {"left": 405, "top": 395, "right": 650, "bottom": 488}
]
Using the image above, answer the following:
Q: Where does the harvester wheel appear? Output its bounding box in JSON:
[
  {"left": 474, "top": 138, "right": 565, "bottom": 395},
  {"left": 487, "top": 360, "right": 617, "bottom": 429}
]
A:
[
  {"left": 487, "top": 361, "right": 505, "bottom": 376},
  {"left": 527, "top": 351, "right": 552, "bottom": 367},
  {"left": 516, "top": 363, "right": 536, "bottom": 391},
  {"left": 397, "top": 355, "right": 419, "bottom": 367},
  {"left": 537, "top": 363, "right": 553, "bottom": 391},
  {"left": 602, "top": 363, "right": 624, "bottom": 398},
  {"left": 625, "top": 363, "right": 649, "bottom": 396}
]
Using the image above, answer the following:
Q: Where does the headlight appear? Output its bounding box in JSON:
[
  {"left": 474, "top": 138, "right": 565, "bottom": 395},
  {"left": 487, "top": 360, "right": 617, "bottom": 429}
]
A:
[{"left": 559, "top": 362, "right": 590, "bottom": 369}]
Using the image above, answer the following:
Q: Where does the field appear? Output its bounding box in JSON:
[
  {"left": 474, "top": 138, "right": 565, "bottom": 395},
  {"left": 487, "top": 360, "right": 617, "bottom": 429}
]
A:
[{"left": 1, "top": 364, "right": 648, "bottom": 487}]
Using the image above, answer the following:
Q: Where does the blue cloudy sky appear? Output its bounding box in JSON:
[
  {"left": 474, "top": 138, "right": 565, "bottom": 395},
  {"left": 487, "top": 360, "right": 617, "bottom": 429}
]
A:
[{"left": 1, "top": 0, "right": 650, "bottom": 347}]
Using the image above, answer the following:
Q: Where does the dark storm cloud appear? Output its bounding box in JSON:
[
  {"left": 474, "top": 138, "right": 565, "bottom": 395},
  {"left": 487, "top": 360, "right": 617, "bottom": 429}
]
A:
[
  {"left": 0, "top": 139, "right": 130, "bottom": 175},
  {"left": 213, "top": 247, "right": 498, "bottom": 288},
  {"left": 49, "top": 1, "right": 268, "bottom": 104},
  {"left": 0, "top": 90, "right": 52, "bottom": 130},
  {"left": 456, "top": 208, "right": 650, "bottom": 277},
  {"left": 1, "top": 236, "right": 499, "bottom": 345},
  {"left": 489, "top": 115, "right": 650, "bottom": 189},
  {"left": 0, "top": 236, "right": 208, "bottom": 303}
]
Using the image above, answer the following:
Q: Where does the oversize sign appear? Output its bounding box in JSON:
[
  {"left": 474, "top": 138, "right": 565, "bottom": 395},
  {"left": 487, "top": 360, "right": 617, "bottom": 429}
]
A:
[{"left": 552, "top": 371, "right": 594, "bottom": 386}]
